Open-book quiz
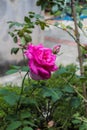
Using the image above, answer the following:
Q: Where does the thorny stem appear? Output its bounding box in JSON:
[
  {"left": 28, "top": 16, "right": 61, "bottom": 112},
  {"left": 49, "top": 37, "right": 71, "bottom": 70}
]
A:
[
  {"left": 71, "top": 0, "right": 83, "bottom": 75},
  {"left": 45, "top": 21, "right": 86, "bottom": 50},
  {"left": 62, "top": 77, "right": 87, "bottom": 102},
  {"left": 71, "top": 0, "right": 87, "bottom": 116}
]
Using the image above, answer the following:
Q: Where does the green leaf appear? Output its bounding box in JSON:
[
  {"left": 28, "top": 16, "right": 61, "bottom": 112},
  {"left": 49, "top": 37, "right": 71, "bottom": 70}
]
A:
[
  {"left": 79, "top": 123, "right": 87, "bottom": 130},
  {"left": 21, "top": 112, "right": 31, "bottom": 119},
  {"left": 52, "top": 5, "right": 58, "bottom": 13},
  {"left": 82, "top": 9, "right": 87, "bottom": 16},
  {"left": 55, "top": 67, "right": 67, "bottom": 75},
  {"left": 4, "top": 93, "right": 19, "bottom": 105},
  {"left": 10, "top": 65, "right": 21, "bottom": 70},
  {"left": 72, "top": 119, "right": 81, "bottom": 124},
  {"left": 23, "top": 127, "right": 33, "bottom": 130},
  {"left": 8, "top": 32, "right": 14, "bottom": 37},
  {"left": 25, "top": 29, "right": 32, "bottom": 33},
  {"left": 6, "top": 69, "right": 18, "bottom": 75},
  {"left": 63, "top": 85, "right": 74, "bottom": 93},
  {"left": 24, "top": 34, "right": 32, "bottom": 42},
  {"left": 78, "top": 76, "right": 86, "bottom": 82},
  {"left": 66, "top": 25, "right": 73, "bottom": 30},
  {"left": 34, "top": 14, "right": 43, "bottom": 19},
  {"left": 71, "top": 97, "right": 81, "bottom": 108},
  {"left": 13, "top": 36, "right": 18, "bottom": 43},
  {"left": 24, "top": 16, "right": 31, "bottom": 23},
  {"left": 21, "top": 66, "right": 29, "bottom": 72},
  {"left": 6, "top": 121, "right": 22, "bottom": 130},
  {"left": 43, "top": 88, "right": 62, "bottom": 102},
  {"left": 23, "top": 120, "right": 36, "bottom": 127},
  {"left": 0, "top": 89, "right": 10, "bottom": 95},
  {"left": 8, "top": 21, "right": 24, "bottom": 28},
  {"left": 20, "top": 37, "right": 26, "bottom": 45},
  {"left": 78, "top": 21, "right": 83, "bottom": 29},
  {"left": 29, "top": 12, "right": 35, "bottom": 18},
  {"left": 11, "top": 47, "right": 19, "bottom": 54}
]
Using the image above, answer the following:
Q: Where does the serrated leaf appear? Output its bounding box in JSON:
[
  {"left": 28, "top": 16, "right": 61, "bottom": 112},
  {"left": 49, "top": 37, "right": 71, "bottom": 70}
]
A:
[
  {"left": 23, "top": 127, "right": 33, "bottom": 130},
  {"left": 6, "top": 121, "right": 22, "bottom": 130},
  {"left": 11, "top": 47, "right": 19, "bottom": 54}
]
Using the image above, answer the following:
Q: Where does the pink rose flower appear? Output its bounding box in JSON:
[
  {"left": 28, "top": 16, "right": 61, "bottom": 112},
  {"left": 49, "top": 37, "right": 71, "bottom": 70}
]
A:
[{"left": 24, "top": 43, "right": 58, "bottom": 80}]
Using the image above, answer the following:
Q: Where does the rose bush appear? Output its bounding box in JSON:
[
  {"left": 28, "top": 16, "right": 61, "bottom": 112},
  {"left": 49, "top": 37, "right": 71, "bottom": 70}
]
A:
[{"left": 24, "top": 43, "right": 59, "bottom": 80}]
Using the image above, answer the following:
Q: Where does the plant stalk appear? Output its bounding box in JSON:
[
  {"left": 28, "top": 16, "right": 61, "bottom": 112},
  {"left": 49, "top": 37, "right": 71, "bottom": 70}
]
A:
[
  {"left": 16, "top": 71, "right": 29, "bottom": 113},
  {"left": 71, "top": 0, "right": 87, "bottom": 116}
]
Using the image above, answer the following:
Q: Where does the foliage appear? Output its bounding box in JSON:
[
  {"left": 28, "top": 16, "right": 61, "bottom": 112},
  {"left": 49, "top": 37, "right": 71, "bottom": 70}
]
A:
[
  {"left": 37, "top": 0, "right": 87, "bottom": 18},
  {"left": 1, "top": 0, "right": 87, "bottom": 129},
  {"left": 0, "top": 64, "right": 87, "bottom": 129},
  {"left": 8, "top": 12, "right": 48, "bottom": 55}
]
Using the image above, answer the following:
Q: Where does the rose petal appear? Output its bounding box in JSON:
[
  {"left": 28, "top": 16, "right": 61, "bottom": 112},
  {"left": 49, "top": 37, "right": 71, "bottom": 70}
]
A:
[{"left": 38, "top": 67, "right": 51, "bottom": 79}]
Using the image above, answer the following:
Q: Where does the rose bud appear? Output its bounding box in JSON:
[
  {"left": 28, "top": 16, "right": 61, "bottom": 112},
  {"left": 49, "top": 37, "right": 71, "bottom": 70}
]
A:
[
  {"left": 48, "top": 120, "right": 54, "bottom": 128},
  {"left": 53, "top": 45, "right": 61, "bottom": 54}
]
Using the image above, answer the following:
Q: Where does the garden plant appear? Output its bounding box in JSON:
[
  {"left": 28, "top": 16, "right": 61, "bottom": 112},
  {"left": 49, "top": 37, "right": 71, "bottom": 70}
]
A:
[{"left": 0, "top": 0, "right": 87, "bottom": 130}]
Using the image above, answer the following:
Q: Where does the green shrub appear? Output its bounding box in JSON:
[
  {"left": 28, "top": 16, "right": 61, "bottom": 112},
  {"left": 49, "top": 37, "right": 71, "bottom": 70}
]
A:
[{"left": 0, "top": 64, "right": 86, "bottom": 130}]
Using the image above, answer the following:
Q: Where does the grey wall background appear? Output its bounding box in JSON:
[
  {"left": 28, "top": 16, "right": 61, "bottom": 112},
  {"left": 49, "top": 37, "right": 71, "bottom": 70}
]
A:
[{"left": 0, "top": 0, "right": 44, "bottom": 75}]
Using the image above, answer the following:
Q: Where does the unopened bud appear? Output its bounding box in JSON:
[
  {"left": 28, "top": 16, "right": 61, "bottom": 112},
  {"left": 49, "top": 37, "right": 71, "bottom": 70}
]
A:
[
  {"left": 48, "top": 120, "right": 54, "bottom": 128},
  {"left": 53, "top": 45, "right": 61, "bottom": 54}
]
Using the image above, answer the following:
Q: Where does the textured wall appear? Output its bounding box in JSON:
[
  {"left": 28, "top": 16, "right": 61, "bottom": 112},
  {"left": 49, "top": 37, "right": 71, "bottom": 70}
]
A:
[{"left": 0, "top": 0, "right": 44, "bottom": 75}]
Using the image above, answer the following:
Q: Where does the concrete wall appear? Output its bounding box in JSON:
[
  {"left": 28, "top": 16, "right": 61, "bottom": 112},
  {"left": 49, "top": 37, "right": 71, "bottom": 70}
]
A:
[{"left": 0, "top": 0, "right": 44, "bottom": 75}]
